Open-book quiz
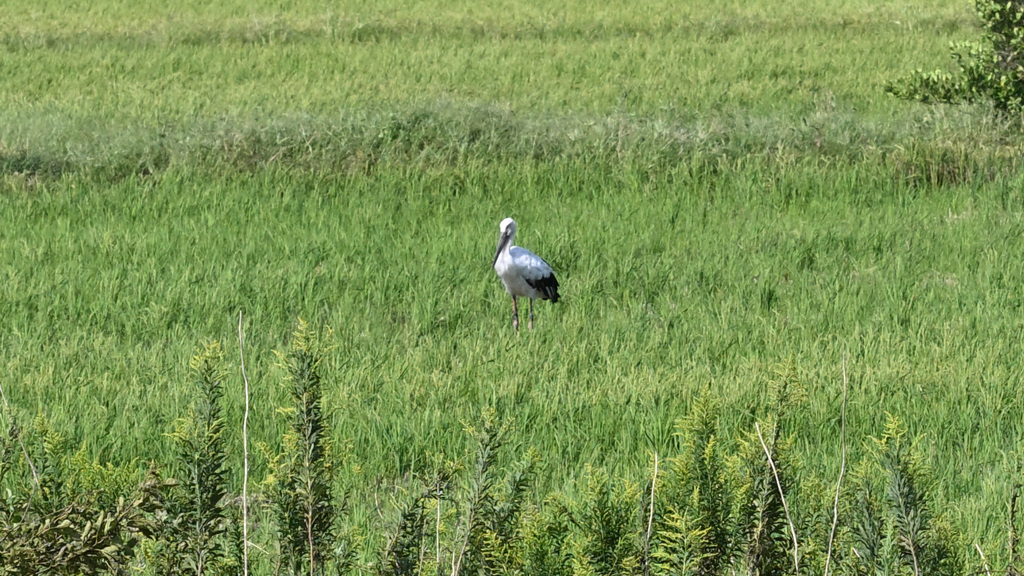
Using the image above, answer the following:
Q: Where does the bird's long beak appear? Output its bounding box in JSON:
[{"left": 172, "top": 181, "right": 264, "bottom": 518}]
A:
[{"left": 493, "top": 230, "right": 511, "bottom": 268}]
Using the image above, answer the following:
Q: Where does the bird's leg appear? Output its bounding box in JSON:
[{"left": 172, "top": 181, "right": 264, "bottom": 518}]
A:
[
  {"left": 528, "top": 299, "right": 535, "bottom": 330},
  {"left": 511, "top": 296, "right": 519, "bottom": 331}
]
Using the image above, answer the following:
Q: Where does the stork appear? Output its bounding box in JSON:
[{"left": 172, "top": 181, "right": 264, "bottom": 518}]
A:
[{"left": 492, "top": 217, "right": 559, "bottom": 331}]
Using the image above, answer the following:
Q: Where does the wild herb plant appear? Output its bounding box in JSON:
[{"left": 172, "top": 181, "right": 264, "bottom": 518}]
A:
[
  {"left": 653, "top": 389, "right": 733, "bottom": 576},
  {"left": 565, "top": 465, "right": 643, "bottom": 576},
  {"left": 378, "top": 483, "right": 433, "bottom": 576},
  {"left": 474, "top": 448, "right": 539, "bottom": 575},
  {"left": 649, "top": 509, "right": 708, "bottom": 576},
  {"left": 269, "top": 320, "right": 347, "bottom": 576},
  {"left": 374, "top": 411, "right": 534, "bottom": 576},
  {"left": 848, "top": 415, "right": 964, "bottom": 576},
  {"left": 736, "top": 365, "right": 804, "bottom": 576},
  {"left": 450, "top": 411, "right": 540, "bottom": 576},
  {"left": 153, "top": 341, "right": 238, "bottom": 575},
  {"left": 736, "top": 415, "right": 795, "bottom": 576},
  {"left": 519, "top": 494, "right": 573, "bottom": 576},
  {"left": 449, "top": 412, "right": 510, "bottom": 576},
  {"left": 847, "top": 471, "right": 894, "bottom": 576}
]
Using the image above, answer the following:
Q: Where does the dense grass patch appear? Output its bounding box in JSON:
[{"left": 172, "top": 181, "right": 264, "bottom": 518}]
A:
[
  {"left": 5, "top": 158, "right": 1024, "bottom": 548},
  {"left": 4, "top": 0, "right": 1024, "bottom": 569}
]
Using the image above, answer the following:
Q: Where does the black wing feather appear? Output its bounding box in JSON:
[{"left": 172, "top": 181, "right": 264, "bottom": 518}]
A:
[{"left": 526, "top": 273, "right": 560, "bottom": 303}]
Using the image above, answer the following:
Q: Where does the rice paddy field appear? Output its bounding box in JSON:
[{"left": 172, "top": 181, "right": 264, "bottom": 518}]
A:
[{"left": 4, "top": 0, "right": 1024, "bottom": 570}]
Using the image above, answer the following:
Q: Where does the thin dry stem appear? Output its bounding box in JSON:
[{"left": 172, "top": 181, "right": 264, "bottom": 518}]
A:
[
  {"left": 436, "top": 485, "right": 442, "bottom": 571},
  {"left": 452, "top": 523, "right": 468, "bottom": 576},
  {"left": 644, "top": 452, "right": 659, "bottom": 576},
  {"left": 1010, "top": 478, "right": 1021, "bottom": 573},
  {"left": 238, "top": 310, "right": 251, "bottom": 576},
  {"left": 975, "top": 543, "right": 991, "bottom": 576},
  {"left": 825, "top": 354, "right": 848, "bottom": 576},
  {"left": 308, "top": 505, "right": 315, "bottom": 576},
  {"left": 755, "top": 421, "right": 799, "bottom": 574},
  {"left": 451, "top": 531, "right": 458, "bottom": 576},
  {"left": 910, "top": 543, "right": 921, "bottom": 576}
]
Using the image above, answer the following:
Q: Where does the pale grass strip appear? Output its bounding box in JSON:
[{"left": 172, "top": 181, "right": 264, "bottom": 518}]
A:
[
  {"left": 0, "top": 380, "right": 39, "bottom": 488},
  {"left": 644, "top": 452, "right": 659, "bottom": 576},
  {"left": 755, "top": 421, "right": 798, "bottom": 574},
  {"left": 436, "top": 484, "right": 442, "bottom": 572},
  {"left": 824, "top": 354, "right": 849, "bottom": 576},
  {"left": 238, "top": 311, "right": 251, "bottom": 576},
  {"left": 309, "top": 517, "right": 315, "bottom": 576}
]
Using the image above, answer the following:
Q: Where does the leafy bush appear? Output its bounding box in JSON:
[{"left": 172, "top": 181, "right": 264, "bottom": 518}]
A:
[
  {"left": 0, "top": 416, "right": 167, "bottom": 575},
  {"left": 888, "top": 0, "right": 1024, "bottom": 113}
]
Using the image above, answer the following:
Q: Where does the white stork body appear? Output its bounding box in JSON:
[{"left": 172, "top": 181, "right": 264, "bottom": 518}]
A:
[{"left": 493, "top": 218, "right": 559, "bottom": 330}]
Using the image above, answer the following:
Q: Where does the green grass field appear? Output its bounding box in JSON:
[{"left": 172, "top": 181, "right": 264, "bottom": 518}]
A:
[{"left": 4, "top": 0, "right": 1024, "bottom": 569}]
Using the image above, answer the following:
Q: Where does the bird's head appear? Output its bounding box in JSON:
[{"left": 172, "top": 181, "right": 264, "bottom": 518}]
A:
[
  {"left": 494, "top": 217, "right": 517, "bottom": 267},
  {"left": 499, "top": 217, "right": 516, "bottom": 236}
]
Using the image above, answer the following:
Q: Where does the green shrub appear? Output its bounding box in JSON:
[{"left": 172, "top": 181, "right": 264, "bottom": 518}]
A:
[{"left": 888, "top": 0, "right": 1024, "bottom": 114}]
